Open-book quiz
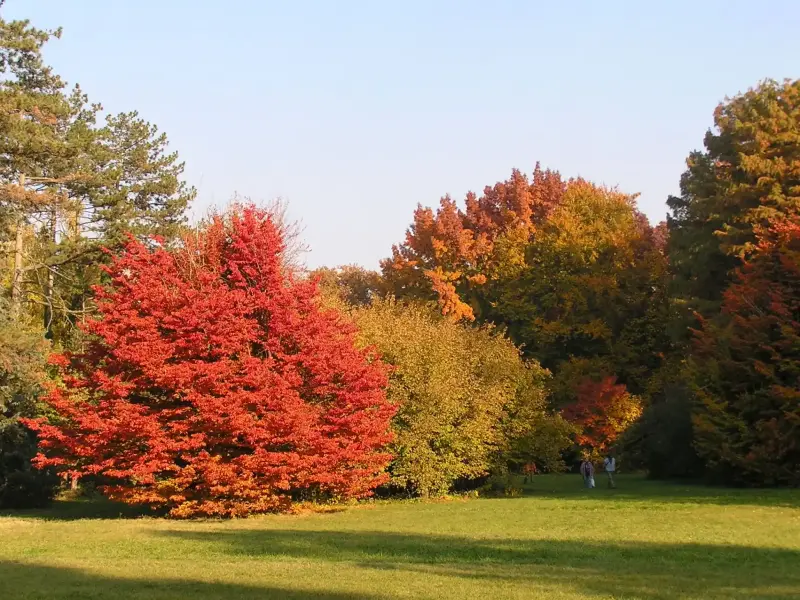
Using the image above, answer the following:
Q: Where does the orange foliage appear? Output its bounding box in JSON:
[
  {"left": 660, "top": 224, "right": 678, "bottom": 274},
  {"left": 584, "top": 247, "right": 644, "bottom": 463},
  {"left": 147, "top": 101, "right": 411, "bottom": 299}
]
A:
[
  {"left": 382, "top": 164, "right": 566, "bottom": 320},
  {"left": 562, "top": 376, "right": 642, "bottom": 453}
]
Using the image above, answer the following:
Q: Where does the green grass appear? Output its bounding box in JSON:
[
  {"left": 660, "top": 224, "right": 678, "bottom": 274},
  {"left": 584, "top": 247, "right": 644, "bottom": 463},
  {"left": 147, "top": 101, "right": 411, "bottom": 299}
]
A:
[{"left": 1, "top": 475, "right": 799, "bottom": 599}]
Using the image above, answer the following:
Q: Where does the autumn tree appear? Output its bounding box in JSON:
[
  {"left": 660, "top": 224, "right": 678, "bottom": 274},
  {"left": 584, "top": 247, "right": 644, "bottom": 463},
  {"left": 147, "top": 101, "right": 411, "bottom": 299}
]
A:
[
  {"left": 343, "top": 297, "right": 570, "bottom": 496},
  {"left": 658, "top": 78, "right": 800, "bottom": 485},
  {"left": 690, "top": 219, "right": 800, "bottom": 486},
  {"left": 312, "top": 265, "right": 385, "bottom": 307},
  {"left": 385, "top": 168, "right": 670, "bottom": 392},
  {"left": 492, "top": 181, "right": 671, "bottom": 391},
  {"left": 27, "top": 205, "right": 395, "bottom": 517},
  {"left": 668, "top": 79, "right": 800, "bottom": 316},
  {"left": 382, "top": 164, "right": 565, "bottom": 322},
  {"left": 561, "top": 374, "right": 642, "bottom": 457},
  {"left": 385, "top": 168, "right": 669, "bottom": 461}
]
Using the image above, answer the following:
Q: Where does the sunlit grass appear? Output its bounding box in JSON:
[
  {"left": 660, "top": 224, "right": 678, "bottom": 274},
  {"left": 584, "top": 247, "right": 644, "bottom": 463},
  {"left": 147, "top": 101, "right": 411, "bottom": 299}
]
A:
[{"left": 2, "top": 474, "right": 799, "bottom": 599}]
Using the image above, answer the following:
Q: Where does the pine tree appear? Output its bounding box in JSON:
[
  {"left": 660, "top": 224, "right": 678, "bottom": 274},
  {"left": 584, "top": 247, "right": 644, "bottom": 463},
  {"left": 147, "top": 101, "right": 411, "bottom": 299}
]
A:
[{"left": 0, "top": 16, "right": 194, "bottom": 342}]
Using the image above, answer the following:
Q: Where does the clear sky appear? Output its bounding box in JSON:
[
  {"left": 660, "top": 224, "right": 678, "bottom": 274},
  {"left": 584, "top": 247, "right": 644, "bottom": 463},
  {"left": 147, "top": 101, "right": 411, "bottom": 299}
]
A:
[{"left": 5, "top": 1, "right": 800, "bottom": 268}]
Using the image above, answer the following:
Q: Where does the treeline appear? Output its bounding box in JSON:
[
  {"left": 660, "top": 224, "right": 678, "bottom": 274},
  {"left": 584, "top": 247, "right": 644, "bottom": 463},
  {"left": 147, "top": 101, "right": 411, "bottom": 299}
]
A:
[
  {"left": 366, "top": 80, "right": 800, "bottom": 487},
  {"left": 1, "top": 15, "right": 798, "bottom": 514}
]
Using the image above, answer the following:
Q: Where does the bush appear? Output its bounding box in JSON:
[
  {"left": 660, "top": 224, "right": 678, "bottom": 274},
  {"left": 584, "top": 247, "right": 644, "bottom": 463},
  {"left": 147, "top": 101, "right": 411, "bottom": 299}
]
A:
[
  {"left": 482, "top": 468, "right": 523, "bottom": 497},
  {"left": 350, "top": 298, "right": 569, "bottom": 496}
]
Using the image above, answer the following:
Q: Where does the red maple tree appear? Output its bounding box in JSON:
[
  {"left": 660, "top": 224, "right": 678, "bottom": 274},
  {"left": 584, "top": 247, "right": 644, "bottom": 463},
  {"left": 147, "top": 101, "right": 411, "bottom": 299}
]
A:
[
  {"left": 562, "top": 376, "right": 642, "bottom": 454},
  {"left": 27, "top": 206, "right": 396, "bottom": 517}
]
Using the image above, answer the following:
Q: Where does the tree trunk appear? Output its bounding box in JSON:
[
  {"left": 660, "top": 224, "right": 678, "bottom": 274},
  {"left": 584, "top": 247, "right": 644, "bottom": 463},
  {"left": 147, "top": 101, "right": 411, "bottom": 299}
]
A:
[
  {"left": 43, "top": 205, "right": 56, "bottom": 336},
  {"left": 11, "top": 175, "right": 26, "bottom": 318}
]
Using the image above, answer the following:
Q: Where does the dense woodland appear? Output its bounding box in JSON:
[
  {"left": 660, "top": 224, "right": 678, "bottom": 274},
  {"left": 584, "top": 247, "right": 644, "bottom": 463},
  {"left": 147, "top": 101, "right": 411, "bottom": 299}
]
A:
[{"left": 1, "top": 16, "right": 799, "bottom": 516}]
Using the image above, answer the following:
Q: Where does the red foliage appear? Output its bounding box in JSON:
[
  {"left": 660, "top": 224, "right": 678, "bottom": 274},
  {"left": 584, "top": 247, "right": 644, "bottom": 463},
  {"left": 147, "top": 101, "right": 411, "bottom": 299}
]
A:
[
  {"left": 690, "top": 218, "right": 800, "bottom": 485},
  {"left": 26, "top": 206, "right": 396, "bottom": 517},
  {"left": 562, "top": 376, "right": 641, "bottom": 454}
]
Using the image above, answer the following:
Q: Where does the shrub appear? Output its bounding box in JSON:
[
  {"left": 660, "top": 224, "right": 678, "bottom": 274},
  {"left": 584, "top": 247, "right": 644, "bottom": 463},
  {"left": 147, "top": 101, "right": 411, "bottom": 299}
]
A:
[{"left": 350, "top": 298, "right": 569, "bottom": 496}]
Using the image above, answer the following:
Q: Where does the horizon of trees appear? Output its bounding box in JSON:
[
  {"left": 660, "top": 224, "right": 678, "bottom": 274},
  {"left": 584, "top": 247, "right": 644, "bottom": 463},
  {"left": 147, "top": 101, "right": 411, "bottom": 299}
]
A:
[{"left": 2, "top": 13, "right": 799, "bottom": 513}]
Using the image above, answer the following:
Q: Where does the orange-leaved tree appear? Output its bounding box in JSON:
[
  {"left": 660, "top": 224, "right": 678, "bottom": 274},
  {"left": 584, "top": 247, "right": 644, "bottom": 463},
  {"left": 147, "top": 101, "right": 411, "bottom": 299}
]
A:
[
  {"left": 26, "top": 205, "right": 396, "bottom": 517},
  {"left": 381, "top": 163, "right": 566, "bottom": 321},
  {"left": 562, "top": 376, "right": 643, "bottom": 455}
]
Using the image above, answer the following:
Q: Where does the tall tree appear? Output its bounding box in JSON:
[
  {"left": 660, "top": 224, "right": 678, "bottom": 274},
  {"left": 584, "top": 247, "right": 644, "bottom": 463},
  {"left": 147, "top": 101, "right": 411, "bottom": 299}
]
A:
[
  {"left": 690, "top": 219, "right": 800, "bottom": 486},
  {"left": 382, "top": 164, "right": 565, "bottom": 322},
  {"left": 668, "top": 79, "right": 800, "bottom": 316},
  {"left": 385, "top": 168, "right": 670, "bottom": 457},
  {"left": 0, "top": 16, "right": 195, "bottom": 341},
  {"left": 492, "top": 181, "right": 671, "bottom": 392}
]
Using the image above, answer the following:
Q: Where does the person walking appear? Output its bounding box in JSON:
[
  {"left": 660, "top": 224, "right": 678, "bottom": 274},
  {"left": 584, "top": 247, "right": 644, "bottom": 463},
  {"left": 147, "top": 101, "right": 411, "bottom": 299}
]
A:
[
  {"left": 580, "top": 458, "right": 595, "bottom": 489},
  {"left": 603, "top": 454, "right": 616, "bottom": 488}
]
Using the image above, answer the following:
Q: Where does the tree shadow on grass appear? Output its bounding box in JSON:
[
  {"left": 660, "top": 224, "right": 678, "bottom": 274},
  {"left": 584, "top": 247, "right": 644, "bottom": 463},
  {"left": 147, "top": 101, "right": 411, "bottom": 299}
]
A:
[
  {"left": 2, "top": 475, "right": 796, "bottom": 521},
  {"left": 158, "top": 528, "right": 800, "bottom": 599},
  {"left": 523, "top": 474, "right": 800, "bottom": 508},
  {"left": 0, "top": 560, "right": 379, "bottom": 600},
  {"left": 0, "top": 497, "right": 159, "bottom": 521}
]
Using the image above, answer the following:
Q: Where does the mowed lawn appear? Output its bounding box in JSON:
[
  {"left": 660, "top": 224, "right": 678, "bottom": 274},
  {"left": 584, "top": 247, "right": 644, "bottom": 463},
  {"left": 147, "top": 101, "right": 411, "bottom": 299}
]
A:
[{"left": 1, "top": 475, "right": 799, "bottom": 600}]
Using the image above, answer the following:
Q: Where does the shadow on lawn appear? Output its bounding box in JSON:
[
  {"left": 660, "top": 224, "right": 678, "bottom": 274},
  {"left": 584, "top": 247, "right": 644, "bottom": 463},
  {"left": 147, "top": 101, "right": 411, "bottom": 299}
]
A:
[
  {"left": 159, "top": 529, "right": 800, "bottom": 600},
  {"left": 2, "top": 475, "right": 796, "bottom": 521},
  {"left": 523, "top": 474, "right": 800, "bottom": 508},
  {"left": 0, "top": 561, "right": 379, "bottom": 600},
  {"left": 0, "top": 498, "right": 159, "bottom": 521}
]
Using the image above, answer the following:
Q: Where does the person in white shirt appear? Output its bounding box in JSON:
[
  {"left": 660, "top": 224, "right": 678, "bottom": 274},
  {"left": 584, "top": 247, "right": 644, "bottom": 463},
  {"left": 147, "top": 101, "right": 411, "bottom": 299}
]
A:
[{"left": 603, "top": 454, "right": 616, "bottom": 488}]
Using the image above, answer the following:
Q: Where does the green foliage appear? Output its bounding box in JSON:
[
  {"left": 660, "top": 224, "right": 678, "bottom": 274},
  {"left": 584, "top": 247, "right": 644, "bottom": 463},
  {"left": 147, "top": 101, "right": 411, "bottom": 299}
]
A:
[
  {"left": 620, "top": 364, "right": 703, "bottom": 479},
  {"left": 349, "top": 298, "right": 569, "bottom": 496},
  {"left": 0, "top": 299, "right": 48, "bottom": 418},
  {"left": 0, "top": 298, "right": 58, "bottom": 508},
  {"left": 668, "top": 79, "right": 800, "bottom": 315},
  {"left": 492, "top": 181, "right": 670, "bottom": 393},
  {"left": 0, "top": 16, "right": 194, "bottom": 344},
  {"left": 0, "top": 419, "right": 57, "bottom": 508}
]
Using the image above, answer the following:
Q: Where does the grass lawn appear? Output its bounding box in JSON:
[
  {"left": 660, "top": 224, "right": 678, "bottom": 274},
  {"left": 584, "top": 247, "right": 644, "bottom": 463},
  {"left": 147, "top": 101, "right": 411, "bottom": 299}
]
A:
[{"left": 1, "top": 474, "right": 799, "bottom": 600}]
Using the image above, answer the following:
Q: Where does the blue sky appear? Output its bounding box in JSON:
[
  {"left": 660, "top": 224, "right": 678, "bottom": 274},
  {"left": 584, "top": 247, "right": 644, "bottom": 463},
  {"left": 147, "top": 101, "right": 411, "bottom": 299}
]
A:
[{"left": 5, "top": 1, "right": 800, "bottom": 268}]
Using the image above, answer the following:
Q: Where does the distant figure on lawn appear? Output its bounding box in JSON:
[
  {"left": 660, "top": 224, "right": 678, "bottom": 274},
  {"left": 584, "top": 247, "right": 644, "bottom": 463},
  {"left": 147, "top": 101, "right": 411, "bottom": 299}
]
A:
[
  {"left": 580, "top": 458, "right": 595, "bottom": 488},
  {"left": 603, "top": 454, "right": 616, "bottom": 488},
  {"left": 522, "top": 462, "right": 538, "bottom": 484}
]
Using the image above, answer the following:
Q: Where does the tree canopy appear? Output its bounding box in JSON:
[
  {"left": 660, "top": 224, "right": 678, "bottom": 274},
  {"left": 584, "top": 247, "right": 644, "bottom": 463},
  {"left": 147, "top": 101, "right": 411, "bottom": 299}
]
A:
[{"left": 28, "top": 206, "right": 396, "bottom": 517}]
